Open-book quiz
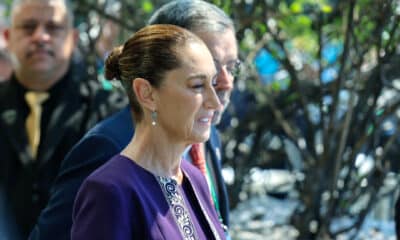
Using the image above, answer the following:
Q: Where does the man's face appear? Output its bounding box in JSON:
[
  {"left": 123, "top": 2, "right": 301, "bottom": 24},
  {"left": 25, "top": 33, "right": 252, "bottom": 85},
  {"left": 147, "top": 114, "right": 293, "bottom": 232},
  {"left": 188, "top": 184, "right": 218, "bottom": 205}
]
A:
[
  {"left": 5, "top": 1, "right": 77, "bottom": 80},
  {"left": 196, "top": 28, "right": 239, "bottom": 124}
]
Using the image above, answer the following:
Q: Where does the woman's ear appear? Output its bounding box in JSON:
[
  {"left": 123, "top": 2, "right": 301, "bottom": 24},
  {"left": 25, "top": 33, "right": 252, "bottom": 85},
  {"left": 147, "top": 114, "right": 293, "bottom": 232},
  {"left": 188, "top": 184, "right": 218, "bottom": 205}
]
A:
[{"left": 132, "top": 78, "right": 156, "bottom": 110}]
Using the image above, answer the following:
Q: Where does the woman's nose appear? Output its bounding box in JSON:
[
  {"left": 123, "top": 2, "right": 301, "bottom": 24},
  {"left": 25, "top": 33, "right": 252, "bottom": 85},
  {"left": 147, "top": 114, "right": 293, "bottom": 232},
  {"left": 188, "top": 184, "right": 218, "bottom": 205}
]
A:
[{"left": 205, "top": 86, "right": 223, "bottom": 112}]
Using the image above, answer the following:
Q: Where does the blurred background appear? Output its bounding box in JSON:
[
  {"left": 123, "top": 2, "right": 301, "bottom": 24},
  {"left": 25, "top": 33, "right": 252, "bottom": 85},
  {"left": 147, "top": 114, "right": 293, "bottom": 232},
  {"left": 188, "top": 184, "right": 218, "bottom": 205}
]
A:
[{"left": 2, "top": 0, "right": 400, "bottom": 239}]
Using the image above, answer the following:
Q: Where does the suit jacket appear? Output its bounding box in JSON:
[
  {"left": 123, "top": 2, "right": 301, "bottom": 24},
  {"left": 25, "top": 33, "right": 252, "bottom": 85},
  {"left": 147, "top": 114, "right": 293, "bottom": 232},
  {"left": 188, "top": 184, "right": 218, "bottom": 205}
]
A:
[
  {"left": 30, "top": 106, "right": 229, "bottom": 240},
  {"left": 0, "top": 61, "right": 126, "bottom": 239},
  {"left": 71, "top": 155, "right": 226, "bottom": 240}
]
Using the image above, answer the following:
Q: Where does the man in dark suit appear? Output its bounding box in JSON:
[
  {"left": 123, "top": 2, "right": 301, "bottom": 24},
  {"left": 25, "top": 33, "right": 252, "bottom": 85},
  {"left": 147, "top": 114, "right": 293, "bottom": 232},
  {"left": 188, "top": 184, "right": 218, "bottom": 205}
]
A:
[
  {"left": 30, "top": 1, "right": 239, "bottom": 239},
  {"left": 0, "top": 0, "right": 126, "bottom": 239}
]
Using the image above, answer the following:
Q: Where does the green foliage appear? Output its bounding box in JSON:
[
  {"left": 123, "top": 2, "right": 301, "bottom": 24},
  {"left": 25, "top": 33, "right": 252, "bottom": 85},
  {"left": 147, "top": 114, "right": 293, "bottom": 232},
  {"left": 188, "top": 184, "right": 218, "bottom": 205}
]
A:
[
  {"left": 142, "top": 1, "right": 154, "bottom": 13},
  {"left": 223, "top": 0, "right": 400, "bottom": 239}
]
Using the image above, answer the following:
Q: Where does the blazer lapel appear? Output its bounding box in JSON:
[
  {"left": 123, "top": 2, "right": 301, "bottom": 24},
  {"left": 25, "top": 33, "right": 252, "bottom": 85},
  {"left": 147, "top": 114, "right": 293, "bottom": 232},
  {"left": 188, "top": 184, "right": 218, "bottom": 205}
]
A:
[
  {"left": 0, "top": 82, "right": 33, "bottom": 165},
  {"left": 39, "top": 82, "right": 87, "bottom": 165}
]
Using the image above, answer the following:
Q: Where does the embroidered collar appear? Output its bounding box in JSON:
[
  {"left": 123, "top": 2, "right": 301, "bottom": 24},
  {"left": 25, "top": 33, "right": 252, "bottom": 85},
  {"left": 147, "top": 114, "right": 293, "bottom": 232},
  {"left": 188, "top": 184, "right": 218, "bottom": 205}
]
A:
[
  {"left": 156, "top": 173, "right": 222, "bottom": 240},
  {"left": 157, "top": 176, "right": 199, "bottom": 240}
]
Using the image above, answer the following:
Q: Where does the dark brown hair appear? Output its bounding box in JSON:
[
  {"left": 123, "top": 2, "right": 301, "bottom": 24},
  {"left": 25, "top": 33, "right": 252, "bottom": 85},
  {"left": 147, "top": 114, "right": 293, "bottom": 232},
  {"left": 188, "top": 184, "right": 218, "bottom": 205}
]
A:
[{"left": 105, "top": 24, "right": 202, "bottom": 122}]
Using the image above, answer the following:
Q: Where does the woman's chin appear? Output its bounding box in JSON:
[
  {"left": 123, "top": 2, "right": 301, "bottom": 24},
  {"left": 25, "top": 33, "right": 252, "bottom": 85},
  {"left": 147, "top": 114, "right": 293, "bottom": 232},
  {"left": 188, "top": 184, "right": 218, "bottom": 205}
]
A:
[{"left": 191, "top": 132, "right": 210, "bottom": 143}]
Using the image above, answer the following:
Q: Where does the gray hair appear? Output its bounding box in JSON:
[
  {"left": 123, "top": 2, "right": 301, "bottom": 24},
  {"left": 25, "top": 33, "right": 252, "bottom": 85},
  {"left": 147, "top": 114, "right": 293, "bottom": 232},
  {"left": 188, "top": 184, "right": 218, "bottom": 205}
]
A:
[
  {"left": 10, "top": 0, "right": 74, "bottom": 27},
  {"left": 148, "top": 0, "right": 234, "bottom": 34}
]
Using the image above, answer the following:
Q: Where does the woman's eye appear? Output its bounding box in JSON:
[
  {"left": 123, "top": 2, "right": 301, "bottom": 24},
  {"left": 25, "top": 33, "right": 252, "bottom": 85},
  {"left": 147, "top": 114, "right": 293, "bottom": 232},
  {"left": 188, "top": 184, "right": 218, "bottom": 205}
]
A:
[{"left": 192, "top": 84, "right": 204, "bottom": 89}]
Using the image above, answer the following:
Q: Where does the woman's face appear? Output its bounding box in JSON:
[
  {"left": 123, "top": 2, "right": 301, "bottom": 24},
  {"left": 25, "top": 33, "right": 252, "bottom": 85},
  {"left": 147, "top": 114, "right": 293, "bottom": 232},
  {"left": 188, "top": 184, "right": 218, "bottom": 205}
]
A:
[{"left": 154, "top": 41, "right": 221, "bottom": 144}]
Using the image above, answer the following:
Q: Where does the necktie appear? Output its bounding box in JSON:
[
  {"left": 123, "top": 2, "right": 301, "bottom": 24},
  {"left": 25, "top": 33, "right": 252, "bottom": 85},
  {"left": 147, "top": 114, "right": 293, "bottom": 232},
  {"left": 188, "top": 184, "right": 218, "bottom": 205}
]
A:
[
  {"left": 189, "top": 143, "right": 207, "bottom": 176},
  {"left": 25, "top": 91, "right": 49, "bottom": 159}
]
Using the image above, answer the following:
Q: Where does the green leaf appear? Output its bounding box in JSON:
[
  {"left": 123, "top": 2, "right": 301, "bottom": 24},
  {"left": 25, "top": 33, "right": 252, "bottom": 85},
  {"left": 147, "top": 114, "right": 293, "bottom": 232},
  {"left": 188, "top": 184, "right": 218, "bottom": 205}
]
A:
[
  {"left": 258, "top": 24, "right": 267, "bottom": 35},
  {"left": 376, "top": 109, "right": 384, "bottom": 116},
  {"left": 142, "top": 1, "right": 154, "bottom": 13},
  {"left": 321, "top": 4, "right": 333, "bottom": 13},
  {"left": 290, "top": 2, "right": 303, "bottom": 13},
  {"left": 367, "top": 125, "right": 374, "bottom": 135},
  {"left": 297, "top": 15, "right": 312, "bottom": 27}
]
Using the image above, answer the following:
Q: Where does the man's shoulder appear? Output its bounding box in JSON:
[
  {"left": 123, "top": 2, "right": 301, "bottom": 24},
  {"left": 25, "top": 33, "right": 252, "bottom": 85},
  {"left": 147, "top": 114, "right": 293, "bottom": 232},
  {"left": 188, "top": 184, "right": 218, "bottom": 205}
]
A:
[
  {"left": 0, "top": 79, "right": 13, "bottom": 96},
  {"left": 57, "top": 108, "right": 133, "bottom": 176},
  {"left": 0, "top": 82, "right": 9, "bottom": 107},
  {"left": 0, "top": 80, "right": 9, "bottom": 88},
  {"left": 68, "top": 60, "right": 128, "bottom": 117},
  {"left": 0, "top": 80, "right": 18, "bottom": 119},
  {"left": 86, "top": 106, "right": 133, "bottom": 136},
  {"left": 81, "top": 80, "right": 128, "bottom": 114},
  {"left": 84, "top": 106, "right": 134, "bottom": 145},
  {"left": 71, "top": 74, "right": 128, "bottom": 131}
]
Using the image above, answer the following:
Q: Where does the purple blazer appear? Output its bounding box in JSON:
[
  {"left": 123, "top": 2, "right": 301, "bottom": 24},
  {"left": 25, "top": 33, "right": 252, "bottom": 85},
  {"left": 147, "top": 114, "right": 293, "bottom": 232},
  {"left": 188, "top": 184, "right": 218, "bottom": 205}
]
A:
[{"left": 71, "top": 155, "right": 226, "bottom": 240}]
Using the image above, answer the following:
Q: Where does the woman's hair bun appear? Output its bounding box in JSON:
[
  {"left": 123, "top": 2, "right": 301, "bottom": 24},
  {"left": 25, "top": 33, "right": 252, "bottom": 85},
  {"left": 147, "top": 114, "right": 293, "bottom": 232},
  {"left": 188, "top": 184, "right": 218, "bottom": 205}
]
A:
[{"left": 104, "top": 45, "right": 123, "bottom": 80}]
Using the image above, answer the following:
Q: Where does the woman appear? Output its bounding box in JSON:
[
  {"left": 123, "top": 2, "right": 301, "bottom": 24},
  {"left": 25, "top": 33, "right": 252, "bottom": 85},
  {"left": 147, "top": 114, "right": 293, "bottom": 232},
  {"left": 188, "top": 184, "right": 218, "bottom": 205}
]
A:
[{"left": 71, "top": 24, "right": 225, "bottom": 240}]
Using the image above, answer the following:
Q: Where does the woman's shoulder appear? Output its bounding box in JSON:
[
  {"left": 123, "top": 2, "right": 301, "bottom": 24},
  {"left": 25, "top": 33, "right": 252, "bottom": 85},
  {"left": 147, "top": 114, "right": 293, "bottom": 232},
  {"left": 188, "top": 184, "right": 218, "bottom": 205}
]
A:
[
  {"left": 75, "top": 155, "right": 145, "bottom": 209},
  {"left": 84, "top": 154, "right": 157, "bottom": 190},
  {"left": 83, "top": 154, "right": 139, "bottom": 188}
]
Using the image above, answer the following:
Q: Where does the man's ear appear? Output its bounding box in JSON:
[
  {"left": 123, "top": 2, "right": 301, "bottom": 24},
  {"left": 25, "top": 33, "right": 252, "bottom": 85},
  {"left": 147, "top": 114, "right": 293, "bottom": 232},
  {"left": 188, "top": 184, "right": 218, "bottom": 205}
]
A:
[
  {"left": 3, "top": 28, "right": 10, "bottom": 42},
  {"left": 132, "top": 78, "right": 156, "bottom": 111}
]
